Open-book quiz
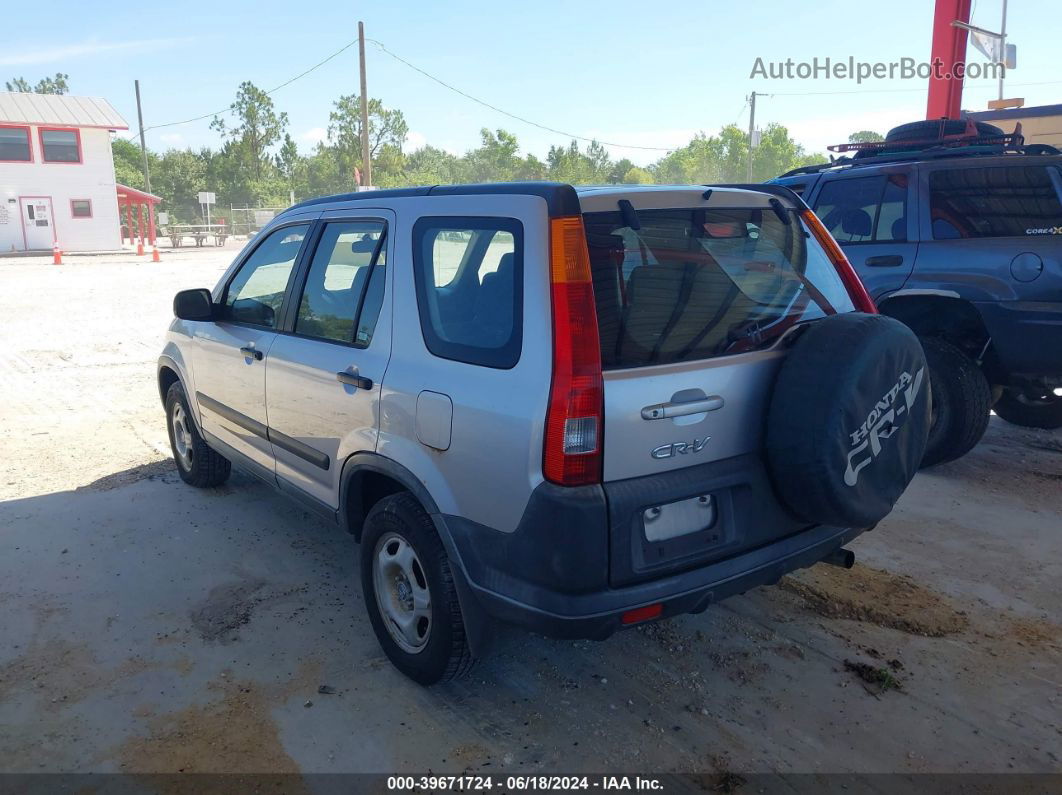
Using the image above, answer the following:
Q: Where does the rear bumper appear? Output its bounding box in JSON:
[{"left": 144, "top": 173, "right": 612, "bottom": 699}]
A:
[
  {"left": 976, "top": 301, "right": 1062, "bottom": 379},
  {"left": 441, "top": 475, "right": 865, "bottom": 641}
]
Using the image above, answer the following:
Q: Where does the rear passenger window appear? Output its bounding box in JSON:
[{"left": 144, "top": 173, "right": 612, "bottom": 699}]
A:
[
  {"left": 412, "top": 217, "right": 523, "bottom": 369},
  {"left": 814, "top": 174, "right": 908, "bottom": 243},
  {"left": 295, "top": 220, "right": 386, "bottom": 346},
  {"left": 929, "top": 166, "right": 1062, "bottom": 239}
]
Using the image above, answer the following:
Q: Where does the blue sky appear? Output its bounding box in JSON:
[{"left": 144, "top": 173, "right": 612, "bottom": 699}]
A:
[{"left": 3, "top": 0, "right": 1059, "bottom": 166}]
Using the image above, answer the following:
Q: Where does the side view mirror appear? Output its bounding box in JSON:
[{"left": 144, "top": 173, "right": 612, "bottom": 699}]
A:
[{"left": 173, "top": 288, "right": 215, "bottom": 321}]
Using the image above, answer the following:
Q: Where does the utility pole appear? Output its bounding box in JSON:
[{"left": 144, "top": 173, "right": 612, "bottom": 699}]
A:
[
  {"left": 358, "top": 21, "right": 372, "bottom": 190},
  {"left": 746, "top": 91, "right": 757, "bottom": 182},
  {"left": 134, "top": 79, "right": 152, "bottom": 194},
  {"left": 998, "top": 0, "right": 1008, "bottom": 101}
]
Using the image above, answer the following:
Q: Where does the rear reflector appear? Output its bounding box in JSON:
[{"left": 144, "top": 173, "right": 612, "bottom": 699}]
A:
[
  {"left": 544, "top": 216, "right": 604, "bottom": 486},
  {"left": 621, "top": 603, "right": 664, "bottom": 625},
  {"left": 801, "top": 209, "right": 877, "bottom": 314}
]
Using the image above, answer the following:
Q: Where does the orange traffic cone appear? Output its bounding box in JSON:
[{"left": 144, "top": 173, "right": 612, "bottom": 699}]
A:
[
  {"left": 151, "top": 244, "right": 160, "bottom": 263},
  {"left": 136, "top": 239, "right": 144, "bottom": 256},
  {"left": 52, "top": 242, "right": 63, "bottom": 265}
]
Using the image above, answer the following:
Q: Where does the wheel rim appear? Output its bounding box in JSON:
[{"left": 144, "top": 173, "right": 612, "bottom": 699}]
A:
[
  {"left": 171, "top": 402, "right": 194, "bottom": 470},
  {"left": 372, "top": 532, "right": 432, "bottom": 654}
]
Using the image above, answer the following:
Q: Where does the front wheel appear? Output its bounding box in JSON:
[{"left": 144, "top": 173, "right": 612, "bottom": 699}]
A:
[
  {"left": 993, "top": 387, "right": 1062, "bottom": 430},
  {"left": 165, "top": 382, "right": 231, "bottom": 487},
  {"left": 360, "top": 492, "right": 474, "bottom": 685}
]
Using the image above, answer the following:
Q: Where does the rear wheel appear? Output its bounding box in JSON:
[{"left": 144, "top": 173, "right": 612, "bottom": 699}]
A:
[
  {"left": 993, "top": 387, "right": 1062, "bottom": 430},
  {"left": 360, "top": 492, "right": 474, "bottom": 685},
  {"left": 920, "top": 337, "right": 992, "bottom": 467},
  {"left": 165, "top": 382, "right": 231, "bottom": 487}
]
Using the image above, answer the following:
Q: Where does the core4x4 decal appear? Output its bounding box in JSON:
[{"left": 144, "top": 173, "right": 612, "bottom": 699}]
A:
[{"left": 844, "top": 369, "right": 926, "bottom": 486}]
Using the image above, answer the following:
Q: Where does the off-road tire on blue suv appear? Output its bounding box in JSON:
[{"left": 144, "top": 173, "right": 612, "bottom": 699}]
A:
[
  {"left": 920, "top": 337, "right": 993, "bottom": 467},
  {"left": 993, "top": 387, "right": 1062, "bottom": 430},
  {"left": 360, "top": 492, "right": 475, "bottom": 685},
  {"left": 165, "top": 382, "right": 231, "bottom": 487}
]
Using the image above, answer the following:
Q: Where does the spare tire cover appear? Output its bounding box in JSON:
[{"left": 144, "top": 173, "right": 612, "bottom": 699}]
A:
[{"left": 766, "top": 313, "right": 930, "bottom": 528}]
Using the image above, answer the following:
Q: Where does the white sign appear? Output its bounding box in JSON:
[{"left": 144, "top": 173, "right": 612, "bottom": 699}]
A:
[
  {"left": 158, "top": 212, "right": 170, "bottom": 225},
  {"left": 197, "top": 192, "right": 216, "bottom": 205}
]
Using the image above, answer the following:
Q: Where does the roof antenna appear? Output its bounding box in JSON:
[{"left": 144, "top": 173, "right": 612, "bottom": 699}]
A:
[{"left": 702, "top": 188, "right": 713, "bottom": 201}]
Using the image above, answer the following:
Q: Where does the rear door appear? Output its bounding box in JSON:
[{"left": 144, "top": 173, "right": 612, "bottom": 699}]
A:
[
  {"left": 809, "top": 169, "right": 919, "bottom": 301},
  {"left": 581, "top": 188, "right": 857, "bottom": 583},
  {"left": 264, "top": 211, "right": 393, "bottom": 508}
]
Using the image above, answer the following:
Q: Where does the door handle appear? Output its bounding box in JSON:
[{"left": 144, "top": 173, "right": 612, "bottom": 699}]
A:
[
  {"left": 239, "top": 346, "right": 263, "bottom": 361},
  {"left": 865, "top": 255, "right": 904, "bottom": 267},
  {"left": 336, "top": 370, "right": 373, "bottom": 390},
  {"left": 641, "top": 396, "right": 724, "bottom": 420}
]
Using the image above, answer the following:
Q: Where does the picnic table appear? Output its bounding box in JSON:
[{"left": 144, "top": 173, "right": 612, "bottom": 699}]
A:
[{"left": 165, "top": 224, "right": 229, "bottom": 248}]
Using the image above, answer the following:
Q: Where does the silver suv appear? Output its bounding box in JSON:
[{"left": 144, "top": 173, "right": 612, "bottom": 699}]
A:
[{"left": 159, "top": 182, "right": 930, "bottom": 684}]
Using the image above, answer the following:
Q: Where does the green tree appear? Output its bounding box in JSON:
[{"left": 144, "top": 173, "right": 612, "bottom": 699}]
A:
[
  {"left": 621, "top": 166, "right": 653, "bottom": 184},
  {"left": 276, "top": 133, "right": 301, "bottom": 197},
  {"left": 848, "top": 130, "right": 884, "bottom": 143},
  {"left": 210, "top": 82, "right": 288, "bottom": 180},
  {"left": 5, "top": 73, "right": 69, "bottom": 94},
  {"left": 111, "top": 138, "right": 158, "bottom": 191}
]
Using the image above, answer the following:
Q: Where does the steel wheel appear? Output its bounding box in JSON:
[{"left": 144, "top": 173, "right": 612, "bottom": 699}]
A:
[
  {"left": 170, "top": 402, "right": 194, "bottom": 470},
  {"left": 372, "top": 532, "right": 432, "bottom": 654}
]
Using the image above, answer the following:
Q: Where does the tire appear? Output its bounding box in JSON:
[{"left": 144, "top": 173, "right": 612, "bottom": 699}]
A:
[
  {"left": 885, "top": 119, "right": 1004, "bottom": 143},
  {"left": 993, "top": 387, "right": 1062, "bottom": 430},
  {"left": 765, "top": 313, "right": 930, "bottom": 528},
  {"left": 165, "top": 381, "right": 231, "bottom": 487},
  {"left": 919, "top": 337, "right": 993, "bottom": 467},
  {"left": 360, "top": 492, "right": 474, "bottom": 685}
]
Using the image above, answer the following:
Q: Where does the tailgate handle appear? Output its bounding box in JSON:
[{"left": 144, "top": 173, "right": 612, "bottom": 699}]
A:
[{"left": 641, "top": 396, "right": 724, "bottom": 420}]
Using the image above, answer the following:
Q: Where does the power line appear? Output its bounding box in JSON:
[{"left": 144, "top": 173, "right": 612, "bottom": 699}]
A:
[
  {"left": 366, "top": 38, "right": 678, "bottom": 152},
  {"left": 126, "top": 37, "right": 359, "bottom": 140}
]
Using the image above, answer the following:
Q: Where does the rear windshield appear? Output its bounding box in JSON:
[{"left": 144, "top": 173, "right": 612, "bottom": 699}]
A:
[{"left": 583, "top": 206, "right": 854, "bottom": 369}]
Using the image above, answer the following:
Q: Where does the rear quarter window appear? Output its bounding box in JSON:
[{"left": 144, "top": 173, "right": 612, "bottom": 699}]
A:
[
  {"left": 412, "top": 217, "right": 523, "bottom": 369},
  {"left": 929, "top": 166, "right": 1062, "bottom": 239}
]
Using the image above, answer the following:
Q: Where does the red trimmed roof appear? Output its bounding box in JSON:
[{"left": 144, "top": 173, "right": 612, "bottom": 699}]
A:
[{"left": 116, "top": 183, "right": 163, "bottom": 204}]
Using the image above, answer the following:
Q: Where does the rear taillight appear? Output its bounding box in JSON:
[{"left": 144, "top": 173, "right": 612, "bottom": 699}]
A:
[
  {"left": 801, "top": 209, "right": 877, "bottom": 314},
  {"left": 544, "top": 216, "right": 603, "bottom": 486}
]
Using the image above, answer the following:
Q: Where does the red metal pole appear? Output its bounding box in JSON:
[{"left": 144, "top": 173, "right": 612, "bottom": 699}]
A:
[
  {"left": 148, "top": 203, "right": 156, "bottom": 246},
  {"left": 124, "top": 202, "right": 133, "bottom": 245},
  {"left": 136, "top": 203, "right": 145, "bottom": 255},
  {"left": 926, "top": 0, "right": 972, "bottom": 120}
]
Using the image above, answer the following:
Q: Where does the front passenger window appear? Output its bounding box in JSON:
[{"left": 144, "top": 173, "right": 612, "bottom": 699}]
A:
[{"left": 224, "top": 224, "right": 308, "bottom": 327}]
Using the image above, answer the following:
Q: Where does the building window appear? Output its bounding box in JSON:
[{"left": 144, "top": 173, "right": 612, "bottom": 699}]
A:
[
  {"left": 39, "top": 128, "right": 81, "bottom": 163},
  {"left": 0, "top": 126, "right": 32, "bottom": 162},
  {"left": 71, "top": 199, "right": 92, "bottom": 218}
]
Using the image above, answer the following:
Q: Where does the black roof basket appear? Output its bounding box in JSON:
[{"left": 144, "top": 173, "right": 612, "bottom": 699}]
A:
[{"left": 828, "top": 118, "right": 1025, "bottom": 156}]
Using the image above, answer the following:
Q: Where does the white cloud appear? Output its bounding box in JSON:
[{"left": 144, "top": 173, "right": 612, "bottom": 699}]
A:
[
  {"left": 159, "top": 133, "right": 184, "bottom": 146},
  {"left": 403, "top": 130, "right": 427, "bottom": 153},
  {"left": 0, "top": 37, "right": 190, "bottom": 67},
  {"left": 300, "top": 127, "right": 328, "bottom": 145}
]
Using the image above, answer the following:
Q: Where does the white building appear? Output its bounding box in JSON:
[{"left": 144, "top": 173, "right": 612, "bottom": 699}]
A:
[{"left": 0, "top": 92, "right": 130, "bottom": 252}]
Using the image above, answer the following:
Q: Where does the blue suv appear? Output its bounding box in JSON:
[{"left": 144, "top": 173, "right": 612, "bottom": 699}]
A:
[{"left": 773, "top": 119, "right": 1062, "bottom": 465}]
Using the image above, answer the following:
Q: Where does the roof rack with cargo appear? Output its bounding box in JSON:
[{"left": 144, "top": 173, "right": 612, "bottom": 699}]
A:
[{"left": 779, "top": 118, "right": 1059, "bottom": 178}]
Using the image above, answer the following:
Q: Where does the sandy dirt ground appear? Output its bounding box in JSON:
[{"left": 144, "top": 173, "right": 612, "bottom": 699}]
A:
[{"left": 0, "top": 246, "right": 1059, "bottom": 781}]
